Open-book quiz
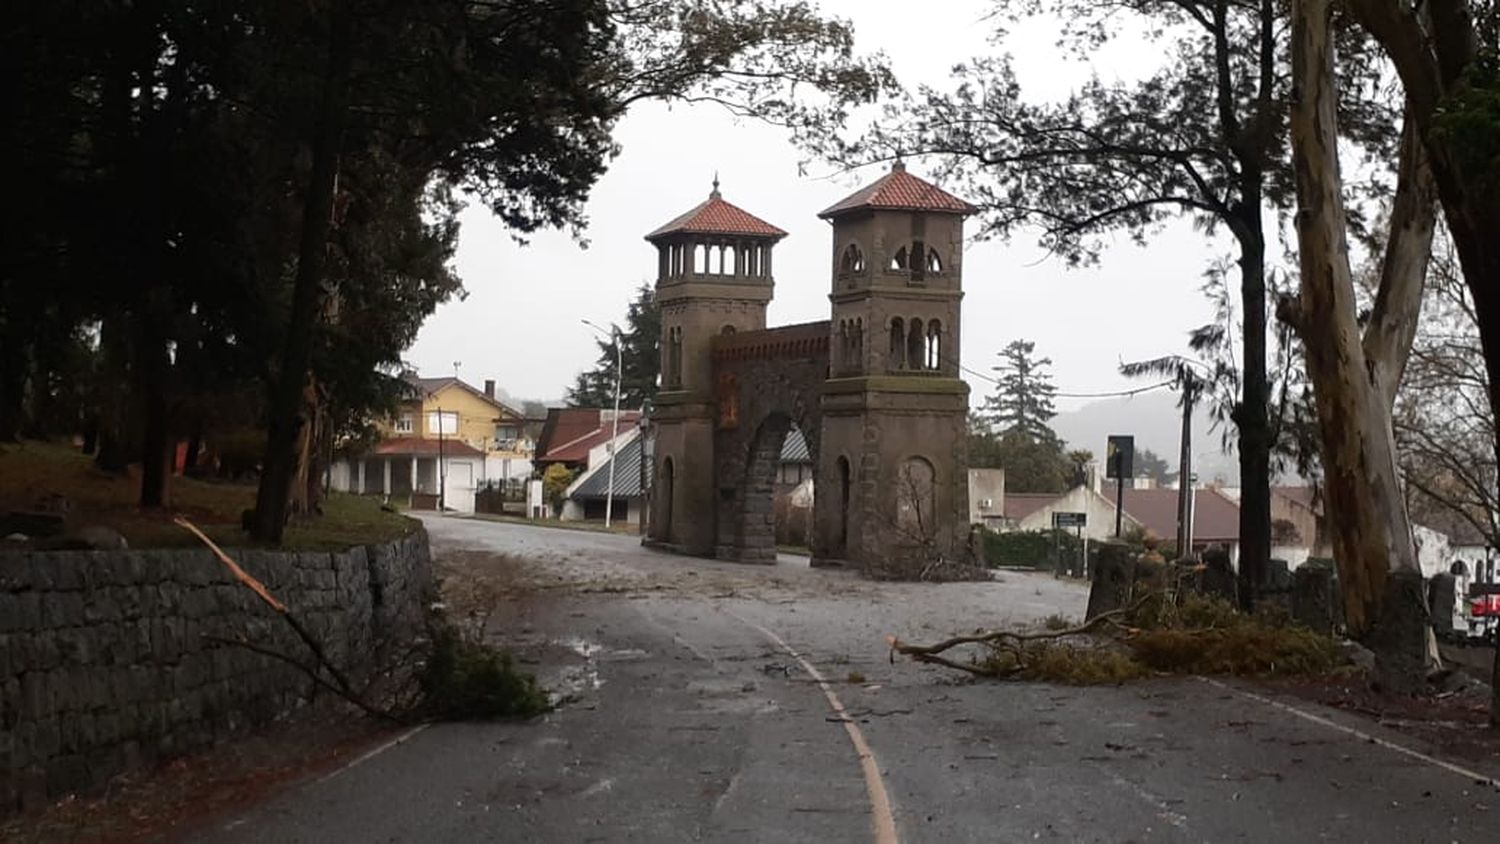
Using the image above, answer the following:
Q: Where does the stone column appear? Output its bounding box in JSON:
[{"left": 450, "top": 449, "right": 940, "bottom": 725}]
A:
[{"left": 383, "top": 459, "right": 392, "bottom": 495}]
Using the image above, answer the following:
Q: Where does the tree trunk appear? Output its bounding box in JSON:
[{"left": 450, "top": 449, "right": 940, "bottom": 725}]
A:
[
  {"left": 183, "top": 421, "right": 203, "bottom": 476},
  {"left": 251, "top": 3, "right": 351, "bottom": 543},
  {"left": 93, "top": 315, "right": 134, "bottom": 474},
  {"left": 1289, "top": 0, "right": 1424, "bottom": 657},
  {"left": 0, "top": 322, "right": 24, "bottom": 442},
  {"left": 136, "top": 315, "right": 172, "bottom": 509},
  {"left": 1176, "top": 380, "right": 1195, "bottom": 559},
  {"left": 1234, "top": 217, "right": 1272, "bottom": 610}
]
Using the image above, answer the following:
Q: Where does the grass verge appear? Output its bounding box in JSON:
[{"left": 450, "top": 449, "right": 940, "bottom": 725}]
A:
[{"left": 1, "top": 440, "right": 415, "bottom": 550}]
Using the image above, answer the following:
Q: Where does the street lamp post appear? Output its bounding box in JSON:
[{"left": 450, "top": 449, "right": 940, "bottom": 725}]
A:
[{"left": 582, "top": 319, "right": 623, "bottom": 528}]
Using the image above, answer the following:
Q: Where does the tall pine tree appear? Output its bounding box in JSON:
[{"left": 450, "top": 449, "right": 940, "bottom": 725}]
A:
[
  {"left": 568, "top": 283, "right": 660, "bottom": 409},
  {"left": 982, "top": 340, "right": 1058, "bottom": 442}
]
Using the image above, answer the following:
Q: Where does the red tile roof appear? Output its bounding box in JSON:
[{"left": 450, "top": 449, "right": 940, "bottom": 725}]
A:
[
  {"left": 535, "top": 408, "right": 641, "bottom": 465},
  {"left": 1122, "top": 488, "right": 1240, "bottom": 543},
  {"left": 1004, "top": 493, "right": 1062, "bottom": 522},
  {"left": 373, "top": 437, "right": 485, "bottom": 458},
  {"left": 819, "top": 162, "right": 976, "bottom": 219},
  {"left": 646, "top": 186, "right": 787, "bottom": 241}
]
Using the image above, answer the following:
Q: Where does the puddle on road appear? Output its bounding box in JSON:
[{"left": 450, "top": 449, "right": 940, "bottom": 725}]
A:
[{"left": 546, "top": 638, "right": 651, "bottom": 707}]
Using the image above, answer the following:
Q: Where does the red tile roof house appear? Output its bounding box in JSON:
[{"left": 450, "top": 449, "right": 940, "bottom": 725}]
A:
[
  {"left": 533, "top": 408, "right": 643, "bottom": 474},
  {"left": 1001, "top": 483, "right": 1244, "bottom": 567}
]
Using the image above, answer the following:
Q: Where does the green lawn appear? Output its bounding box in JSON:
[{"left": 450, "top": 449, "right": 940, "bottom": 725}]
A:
[{"left": 0, "top": 441, "right": 416, "bottom": 551}]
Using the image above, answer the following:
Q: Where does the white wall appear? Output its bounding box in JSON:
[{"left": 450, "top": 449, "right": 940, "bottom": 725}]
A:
[
  {"left": 484, "top": 455, "right": 533, "bottom": 486},
  {"left": 1015, "top": 486, "right": 1140, "bottom": 542},
  {"left": 968, "top": 469, "right": 1005, "bottom": 526},
  {"left": 441, "top": 457, "right": 481, "bottom": 514},
  {"left": 1273, "top": 545, "right": 1313, "bottom": 570},
  {"left": 329, "top": 459, "right": 353, "bottom": 493}
]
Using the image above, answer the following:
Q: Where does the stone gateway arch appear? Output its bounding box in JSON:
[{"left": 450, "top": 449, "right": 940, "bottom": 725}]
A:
[{"left": 643, "top": 165, "right": 974, "bottom": 576}]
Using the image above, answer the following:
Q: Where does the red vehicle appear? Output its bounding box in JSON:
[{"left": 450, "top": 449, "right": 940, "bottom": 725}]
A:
[{"left": 1471, "top": 594, "right": 1500, "bottom": 617}]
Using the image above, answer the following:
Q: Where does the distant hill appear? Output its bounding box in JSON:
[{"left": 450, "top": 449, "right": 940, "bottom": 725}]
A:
[{"left": 1048, "top": 391, "right": 1241, "bottom": 485}]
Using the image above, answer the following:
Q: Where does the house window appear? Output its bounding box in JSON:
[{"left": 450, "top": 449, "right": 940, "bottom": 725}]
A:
[
  {"left": 495, "top": 423, "right": 519, "bottom": 448},
  {"left": 426, "top": 411, "right": 459, "bottom": 436},
  {"left": 395, "top": 414, "right": 414, "bottom": 434}
]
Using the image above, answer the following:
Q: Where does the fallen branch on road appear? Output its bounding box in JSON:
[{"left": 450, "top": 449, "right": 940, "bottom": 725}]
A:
[{"left": 887, "top": 593, "right": 1345, "bottom": 684}]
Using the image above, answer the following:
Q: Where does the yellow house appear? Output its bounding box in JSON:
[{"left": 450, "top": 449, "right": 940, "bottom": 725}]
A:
[
  {"left": 332, "top": 375, "right": 535, "bottom": 512},
  {"left": 384, "top": 375, "right": 531, "bottom": 458}
]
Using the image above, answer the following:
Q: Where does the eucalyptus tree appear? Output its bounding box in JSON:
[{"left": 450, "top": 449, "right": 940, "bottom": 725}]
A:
[{"left": 798, "top": 0, "right": 1400, "bottom": 601}]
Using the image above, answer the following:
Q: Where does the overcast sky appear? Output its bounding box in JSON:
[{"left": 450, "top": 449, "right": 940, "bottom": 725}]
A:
[{"left": 405, "top": 1, "right": 1234, "bottom": 411}]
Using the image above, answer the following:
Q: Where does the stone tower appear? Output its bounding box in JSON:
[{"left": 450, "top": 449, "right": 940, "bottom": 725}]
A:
[
  {"left": 813, "top": 162, "right": 976, "bottom": 571},
  {"left": 644, "top": 179, "right": 788, "bottom": 554}
]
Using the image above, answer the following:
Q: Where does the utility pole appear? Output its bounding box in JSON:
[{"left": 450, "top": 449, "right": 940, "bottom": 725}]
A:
[
  {"left": 1107, "top": 435, "right": 1133, "bottom": 538},
  {"left": 437, "top": 405, "right": 446, "bottom": 511},
  {"left": 1176, "top": 378, "right": 1196, "bottom": 559},
  {"left": 1115, "top": 473, "right": 1125, "bottom": 538}
]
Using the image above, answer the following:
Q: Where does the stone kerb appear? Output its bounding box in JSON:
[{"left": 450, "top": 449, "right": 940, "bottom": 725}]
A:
[{"left": 0, "top": 529, "right": 432, "bottom": 816}]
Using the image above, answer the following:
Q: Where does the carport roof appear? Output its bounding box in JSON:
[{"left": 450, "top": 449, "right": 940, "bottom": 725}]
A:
[{"left": 372, "top": 437, "right": 485, "bottom": 458}]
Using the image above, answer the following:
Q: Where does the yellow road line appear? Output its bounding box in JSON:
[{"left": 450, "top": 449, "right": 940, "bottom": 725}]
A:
[{"left": 730, "top": 611, "right": 900, "bottom": 844}]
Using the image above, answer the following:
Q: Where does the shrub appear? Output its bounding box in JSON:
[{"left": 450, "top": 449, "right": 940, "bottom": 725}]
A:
[
  {"left": 982, "top": 641, "right": 1151, "bottom": 685},
  {"left": 419, "top": 623, "right": 549, "bottom": 719}
]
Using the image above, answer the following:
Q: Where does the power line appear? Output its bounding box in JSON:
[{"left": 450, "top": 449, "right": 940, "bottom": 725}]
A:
[{"left": 949, "top": 353, "right": 1175, "bottom": 399}]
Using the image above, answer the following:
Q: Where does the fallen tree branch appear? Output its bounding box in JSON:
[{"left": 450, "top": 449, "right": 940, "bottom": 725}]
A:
[
  {"left": 886, "top": 596, "right": 1148, "bottom": 661},
  {"left": 202, "top": 633, "right": 408, "bottom": 724},
  {"left": 175, "top": 515, "right": 387, "bottom": 720}
]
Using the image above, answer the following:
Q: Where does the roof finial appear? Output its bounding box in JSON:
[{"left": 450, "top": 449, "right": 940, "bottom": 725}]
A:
[
  {"left": 891, "top": 152, "right": 906, "bottom": 173},
  {"left": 711, "top": 171, "right": 721, "bottom": 198}
]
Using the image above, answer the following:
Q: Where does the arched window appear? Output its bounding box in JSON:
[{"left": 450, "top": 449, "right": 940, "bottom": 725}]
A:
[
  {"left": 668, "top": 326, "right": 684, "bottom": 387},
  {"left": 896, "top": 457, "right": 936, "bottom": 538},
  {"left": 926, "top": 248, "right": 943, "bottom": 273},
  {"left": 841, "top": 243, "right": 866, "bottom": 273},
  {"left": 693, "top": 244, "right": 707, "bottom": 274},
  {"left": 906, "top": 317, "right": 925, "bottom": 371},
  {"left": 721, "top": 325, "right": 736, "bottom": 335},
  {"left": 888, "top": 246, "right": 908, "bottom": 271},
  {"left": 852, "top": 318, "right": 864, "bottom": 369},
  {"left": 926, "top": 320, "right": 942, "bottom": 370},
  {"left": 889, "top": 318, "right": 905, "bottom": 370}
]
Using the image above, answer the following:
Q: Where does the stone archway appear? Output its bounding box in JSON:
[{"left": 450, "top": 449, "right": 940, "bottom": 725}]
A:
[
  {"left": 715, "top": 413, "right": 793, "bottom": 563},
  {"left": 707, "top": 323, "right": 828, "bottom": 563}
]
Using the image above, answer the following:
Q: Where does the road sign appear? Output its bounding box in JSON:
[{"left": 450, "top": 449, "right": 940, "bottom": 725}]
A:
[
  {"left": 1106, "top": 435, "right": 1134, "bottom": 480},
  {"left": 1052, "top": 511, "right": 1087, "bottom": 528}
]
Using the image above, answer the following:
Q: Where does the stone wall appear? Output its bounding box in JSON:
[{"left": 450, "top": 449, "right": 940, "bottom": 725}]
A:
[{"left": 0, "top": 529, "right": 432, "bottom": 815}]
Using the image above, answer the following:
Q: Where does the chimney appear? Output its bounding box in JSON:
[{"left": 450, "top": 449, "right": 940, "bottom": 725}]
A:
[{"left": 484, "top": 379, "right": 496, "bottom": 399}]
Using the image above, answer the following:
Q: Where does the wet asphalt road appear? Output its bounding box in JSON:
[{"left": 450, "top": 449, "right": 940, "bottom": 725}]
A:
[{"left": 203, "top": 515, "right": 1500, "bottom": 843}]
